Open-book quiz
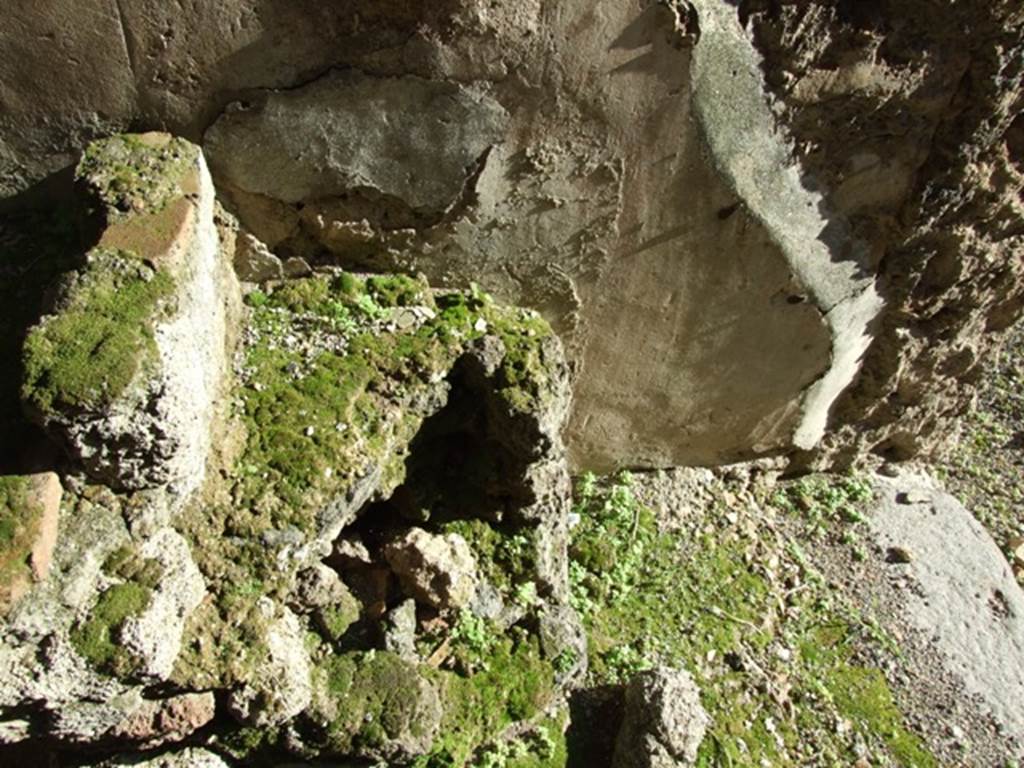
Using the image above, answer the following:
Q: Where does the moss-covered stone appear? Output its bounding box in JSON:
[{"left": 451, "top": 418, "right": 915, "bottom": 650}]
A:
[
  {"left": 171, "top": 597, "right": 272, "bottom": 692},
  {"left": 0, "top": 208, "right": 82, "bottom": 470},
  {"left": 0, "top": 476, "right": 41, "bottom": 604},
  {"left": 68, "top": 542, "right": 164, "bottom": 677},
  {"left": 314, "top": 589, "right": 362, "bottom": 643},
  {"left": 171, "top": 269, "right": 565, "bottom": 738},
  {"left": 230, "top": 274, "right": 554, "bottom": 527},
  {"left": 21, "top": 247, "right": 175, "bottom": 418},
  {"left": 70, "top": 581, "right": 152, "bottom": 677},
  {"left": 417, "top": 631, "right": 557, "bottom": 767},
  {"left": 76, "top": 133, "right": 199, "bottom": 220},
  {"left": 366, "top": 273, "right": 435, "bottom": 308},
  {"left": 439, "top": 519, "right": 537, "bottom": 594},
  {"left": 314, "top": 650, "right": 442, "bottom": 761}
]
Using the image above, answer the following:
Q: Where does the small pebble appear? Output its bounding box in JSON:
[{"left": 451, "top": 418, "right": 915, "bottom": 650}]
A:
[{"left": 886, "top": 546, "right": 913, "bottom": 564}]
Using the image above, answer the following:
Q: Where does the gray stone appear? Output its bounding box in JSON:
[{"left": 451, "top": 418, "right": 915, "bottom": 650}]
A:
[
  {"left": 688, "top": 0, "right": 883, "bottom": 452},
  {"left": 292, "top": 563, "right": 347, "bottom": 610},
  {"left": 332, "top": 536, "right": 374, "bottom": 568},
  {"left": 228, "top": 605, "right": 313, "bottom": 728},
  {"left": 234, "top": 232, "right": 283, "bottom": 283},
  {"left": 205, "top": 70, "right": 509, "bottom": 214},
  {"left": 99, "top": 748, "right": 231, "bottom": 768},
  {"left": 22, "top": 134, "right": 238, "bottom": 502},
  {"left": 105, "top": 692, "right": 216, "bottom": 748},
  {"left": 538, "top": 604, "right": 588, "bottom": 683},
  {"left": 0, "top": 1, "right": 135, "bottom": 199},
  {"left": 282, "top": 256, "right": 314, "bottom": 278},
  {"left": 868, "top": 471, "right": 1024, "bottom": 743},
  {"left": 383, "top": 598, "right": 418, "bottom": 660},
  {"left": 469, "top": 580, "right": 506, "bottom": 621},
  {"left": 117, "top": 528, "right": 206, "bottom": 682},
  {"left": 613, "top": 666, "right": 709, "bottom": 768}
]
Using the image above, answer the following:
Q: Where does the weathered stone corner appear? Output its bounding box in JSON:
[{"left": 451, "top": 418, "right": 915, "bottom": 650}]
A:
[{"left": 21, "top": 133, "right": 238, "bottom": 498}]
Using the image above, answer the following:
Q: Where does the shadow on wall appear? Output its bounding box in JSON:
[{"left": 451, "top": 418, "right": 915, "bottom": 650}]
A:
[{"left": 0, "top": 167, "right": 99, "bottom": 474}]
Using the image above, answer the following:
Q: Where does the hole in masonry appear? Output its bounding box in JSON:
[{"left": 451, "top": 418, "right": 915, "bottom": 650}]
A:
[{"left": 323, "top": 350, "right": 548, "bottom": 655}]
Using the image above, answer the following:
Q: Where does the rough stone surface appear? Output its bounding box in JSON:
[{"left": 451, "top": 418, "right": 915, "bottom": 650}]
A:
[
  {"left": 0, "top": 0, "right": 135, "bottom": 201},
  {"left": 233, "top": 232, "right": 283, "bottom": 283},
  {"left": 99, "top": 748, "right": 231, "bottom": 768},
  {"left": 106, "top": 691, "right": 216, "bottom": 748},
  {"left": 291, "top": 563, "right": 347, "bottom": 611},
  {"left": 383, "top": 598, "right": 418, "bottom": 660},
  {"left": 227, "top": 605, "right": 312, "bottom": 728},
  {"left": 613, "top": 666, "right": 710, "bottom": 768},
  {"left": 0, "top": 472, "right": 63, "bottom": 612},
  {"left": 539, "top": 603, "right": 588, "bottom": 683},
  {"left": 26, "top": 472, "right": 62, "bottom": 583},
  {"left": 384, "top": 528, "right": 479, "bottom": 611},
  {"left": 118, "top": 528, "right": 206, "bottom": 682},
  {"left": 3, "top": 2, "right": 1021, "bottom": 469},
  {"left": 868, "top": 470, "right": 1024, "bottom": 742},
  {"left": 205, "top": 70, "right": 509, "bottom": 215},
  {"left": 22, "top": 134, "right": 236, "bottom": 500},
  {"left": 738, "top": 0, "right": 1024, "bottom": 466}
]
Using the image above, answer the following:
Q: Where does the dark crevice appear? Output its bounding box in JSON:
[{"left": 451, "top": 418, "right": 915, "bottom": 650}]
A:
[{"left": 324, "top": 349, "right": 544, "bottom": 650}]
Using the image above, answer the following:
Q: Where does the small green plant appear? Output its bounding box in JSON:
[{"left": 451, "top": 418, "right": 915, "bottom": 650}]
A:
[
  {"left": 552, "top": 648, "right": 577, "bottom": 675},
  {"left": 513, "top": 580, "right": 539, "bottom": 608},
  {"left": 354, "top": 292, "right": 383, "bottom": 318},
  {"left": 772, "top": 473, "right": 873, "bottom": 536},
  {"left": 602, "top": 643, "right": 652, "bottom": 684},
  {"left": 451, "top": 608, "right": 495, "bottom": 658},
  {"left": 244, "top": 289, "right": 269, "bottom": 308},
  {"left": 479, "top": 738, "right": 530, "bottom": 768},
  {"left": 569, "top": 470, "right": 652, "bottom": 616}
]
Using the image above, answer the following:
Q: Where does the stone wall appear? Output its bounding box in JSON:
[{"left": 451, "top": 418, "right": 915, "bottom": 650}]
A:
[{"left": 1, "top": 0, "right": 1021, "bottom": 471}]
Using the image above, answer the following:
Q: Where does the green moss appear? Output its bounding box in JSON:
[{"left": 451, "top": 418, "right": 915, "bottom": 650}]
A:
[
  {"left": 316, "top": 651, "right": 439, "bottom": 757},
  {"left": 70, "top": 580, "right": 153, "bottom": 677},
  {"left": 828, "top": 665, "right": 938, "bottom": 767},
  {"left": 229, "top": 273, "right": 459, "bottom": 533},
  {"left": 224, "top": 272, "right": 555, "bottom": 547},
  {"left": 433, "top": 292, "right": 556, "bottom": 415},
  {"left": 171, "top": 597, "right": 272, "bottom": 691},
  {"left": 440, "top": 519, "right": 536, "bottom": 594},
  {"left": 215, "top": 724, "right": 282, "bottom": 765},
  {"left": 366, "top": 273, "right": 434, "bottom": 308},
  {"left": 0, "top": 476, "right": 41, "bottom": 598},
  {"left": 102, "top": 544, "right": 163, "bottom": 590},
  {"left": 315, "top": 588, "right": 362, "bottom": 642},
  {"left": 417, "top": 631, "right": 556, "bottom": 767},
  {"left": 76, "top": 134, "right": 198, "bottom": 218},
  {"left": 568, "top": 472, "right": 939, "bottom": 767},
  {"left": 21, "top": 248, "right": 175, "bottom": 417}
]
